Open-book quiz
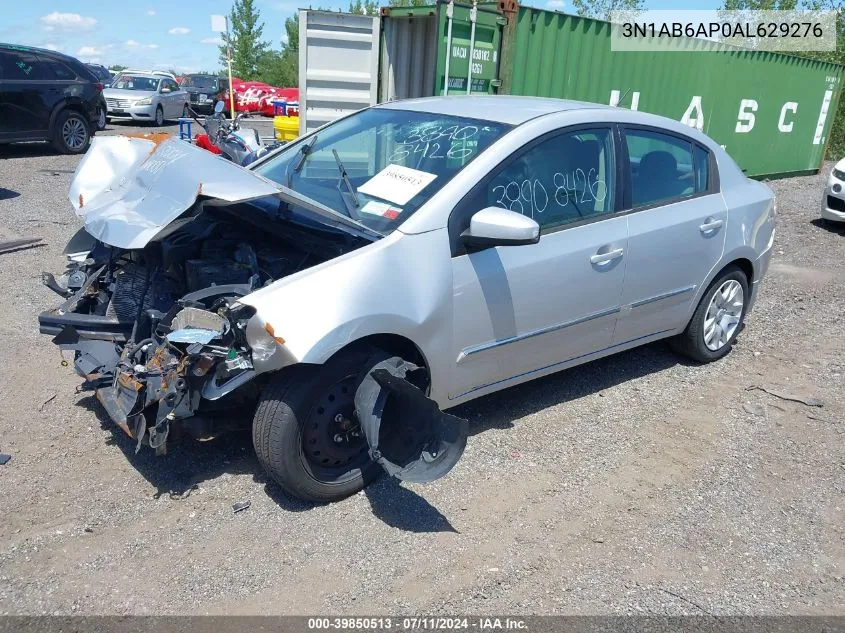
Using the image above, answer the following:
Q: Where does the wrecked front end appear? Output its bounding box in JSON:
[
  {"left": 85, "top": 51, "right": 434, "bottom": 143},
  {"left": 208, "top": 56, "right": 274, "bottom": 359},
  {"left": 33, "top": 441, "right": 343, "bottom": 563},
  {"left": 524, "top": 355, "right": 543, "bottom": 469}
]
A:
[
  {"left": 39, "top": 134, "right": 469, "bottom": 495},
  {"left": 39, "top": 136, "right": 348, "bottom": 452}
]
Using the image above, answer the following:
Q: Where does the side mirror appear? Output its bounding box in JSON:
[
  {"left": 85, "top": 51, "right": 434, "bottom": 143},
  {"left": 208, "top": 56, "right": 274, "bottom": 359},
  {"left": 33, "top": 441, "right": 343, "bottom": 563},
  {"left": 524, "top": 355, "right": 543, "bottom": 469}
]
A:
[
  {"left": 160, "top": 87, "right": 171, "bottom": 94},
  {"left": 460, "top": 207, "right": 540, "bottom": 249},
  {"left": 214, "top": 100, "right": 225, "bottom": 114}
]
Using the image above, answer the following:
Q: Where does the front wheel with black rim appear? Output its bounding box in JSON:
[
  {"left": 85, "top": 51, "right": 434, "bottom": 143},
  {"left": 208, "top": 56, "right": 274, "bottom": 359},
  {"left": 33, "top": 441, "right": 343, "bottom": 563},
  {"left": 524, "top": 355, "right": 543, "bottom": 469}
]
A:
[
  {"left": 253, "top": 347, "right": 386, "bottom": 503},
  {"left": 52, "top": 110, "right": 90, "bottom": 154},
  {"left": 154, "top": 106, "right": 164, "bottom": 126},
  {"left": 670, "top": 264, "right": 749, "bottom": 363}
]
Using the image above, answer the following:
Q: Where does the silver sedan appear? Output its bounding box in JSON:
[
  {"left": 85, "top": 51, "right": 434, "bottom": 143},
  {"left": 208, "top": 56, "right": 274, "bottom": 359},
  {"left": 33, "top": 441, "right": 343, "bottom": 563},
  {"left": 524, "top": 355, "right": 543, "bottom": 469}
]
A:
[
  {"left": 40, "top": 96, "right": 776, "bottom": 503},
  {"left": 103, "top": 72, "right": 188, "bottom": 125}
]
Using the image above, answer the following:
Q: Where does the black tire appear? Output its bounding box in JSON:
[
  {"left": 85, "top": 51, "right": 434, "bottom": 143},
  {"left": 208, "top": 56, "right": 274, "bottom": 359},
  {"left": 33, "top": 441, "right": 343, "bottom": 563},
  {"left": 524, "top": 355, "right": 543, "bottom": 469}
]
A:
[
  {"left": 253, "top": 347, "right": 387, "bottom": 503},
  {"left": 96, "top": 107, "right": 106, "bottom": 131},
  {"left": 154, "top": 105, "right": 164, "bottom": 126},
  {"left": 52, "top": 109, "right": 91, "bottom": 154},
  {"left": 670, "top": 264, "right": 749, "bottom": 363}
]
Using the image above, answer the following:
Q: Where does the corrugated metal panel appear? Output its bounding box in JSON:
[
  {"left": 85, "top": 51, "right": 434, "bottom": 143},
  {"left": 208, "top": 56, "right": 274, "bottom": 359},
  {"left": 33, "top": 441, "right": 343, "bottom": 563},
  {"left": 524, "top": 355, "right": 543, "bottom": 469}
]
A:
[
  {"left": 380, "top": 3, "right": 504, "bottom": 99},
  {"left": 380, "top": 11, "right": 439, "bottom": 101},
  {"left": 298, "top": 10, "right": 381, "bottom": 135},
  {"left": 505, "top": 7, "right": 844, "bottom": 177}
]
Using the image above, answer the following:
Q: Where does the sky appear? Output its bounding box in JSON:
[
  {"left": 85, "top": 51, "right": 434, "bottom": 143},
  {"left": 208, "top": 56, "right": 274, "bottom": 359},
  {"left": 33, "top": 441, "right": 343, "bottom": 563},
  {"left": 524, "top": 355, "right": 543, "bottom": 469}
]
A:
[{"left": 1, "top": 0, "right": 721, "bottom": 74}]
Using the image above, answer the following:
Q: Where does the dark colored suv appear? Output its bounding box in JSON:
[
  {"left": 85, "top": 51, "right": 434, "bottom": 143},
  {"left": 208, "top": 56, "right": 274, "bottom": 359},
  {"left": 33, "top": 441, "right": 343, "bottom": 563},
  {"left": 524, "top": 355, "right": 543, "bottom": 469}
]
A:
[
  {"left": 180, "top": 73, "right": 224, "bottom": 114},
  {"left": 0, "top": 44, "right": 106, "bottom": 154}
]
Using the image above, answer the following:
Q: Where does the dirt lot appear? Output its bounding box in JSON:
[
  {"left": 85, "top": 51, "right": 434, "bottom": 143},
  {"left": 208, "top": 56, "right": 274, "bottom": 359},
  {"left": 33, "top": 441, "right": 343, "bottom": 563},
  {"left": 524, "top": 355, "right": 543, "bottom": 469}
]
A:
[{"left": 0, "top": 124, "right": 843, "bottom": 615}]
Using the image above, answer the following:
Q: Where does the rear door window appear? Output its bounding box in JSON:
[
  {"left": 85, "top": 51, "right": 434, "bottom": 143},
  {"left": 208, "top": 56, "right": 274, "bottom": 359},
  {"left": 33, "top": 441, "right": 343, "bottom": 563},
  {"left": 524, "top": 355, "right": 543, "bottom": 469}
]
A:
[
  {"left": 41, "top": 57, "right": 77, "bottom": 80},
  {"left": 694, "top": 145, "right": 710, "bottom": 192},
  {"left": 624, "top": 129, "right": 696, "bottom": 208}
]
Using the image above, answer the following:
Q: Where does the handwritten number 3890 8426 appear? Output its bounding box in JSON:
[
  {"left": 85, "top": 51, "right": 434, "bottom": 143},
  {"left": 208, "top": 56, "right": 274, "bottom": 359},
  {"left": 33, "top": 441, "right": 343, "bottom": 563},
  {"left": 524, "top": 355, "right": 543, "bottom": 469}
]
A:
[{"left": 492, "top": 168, "right": 607, "bottom": 218}]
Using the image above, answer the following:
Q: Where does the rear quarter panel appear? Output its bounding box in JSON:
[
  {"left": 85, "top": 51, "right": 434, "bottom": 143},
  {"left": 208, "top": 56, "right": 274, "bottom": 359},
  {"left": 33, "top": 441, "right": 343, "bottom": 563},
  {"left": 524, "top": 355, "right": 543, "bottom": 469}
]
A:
[{"left": 695, "top": 147, "right": 775, "bottom": 314}]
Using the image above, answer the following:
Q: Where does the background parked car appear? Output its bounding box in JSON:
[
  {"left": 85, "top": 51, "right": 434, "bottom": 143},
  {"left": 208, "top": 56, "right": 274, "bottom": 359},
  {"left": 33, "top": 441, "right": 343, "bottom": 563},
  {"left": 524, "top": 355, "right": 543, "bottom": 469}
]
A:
[
  {"left": 180, "top": 73, "right": 224, "bottom": 114},
  {"left": 822, "top": 158, "right": 845, "bottom": 225},
  {"left": 0, "top": 44, "right": 105, "bottom": 153},
  {"left": 85, "top": 63, "right": 113, "bottom": 86},
  {"left": 104, "top": 71, "right": 188, "bottom": 126}
]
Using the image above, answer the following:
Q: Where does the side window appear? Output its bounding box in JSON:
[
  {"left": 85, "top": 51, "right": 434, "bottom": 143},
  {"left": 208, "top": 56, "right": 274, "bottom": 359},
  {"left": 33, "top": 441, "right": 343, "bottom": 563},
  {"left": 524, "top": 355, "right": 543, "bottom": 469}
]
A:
[
  {"left": 625, "top": 129, "right": 696, "bottom": 207},
  {"left": 481, "top": 128, "right": 614, "bottom": 231},
  {"left": 168, "top": 79, "right": 179, "bottom": 92},
  {"left": 41, "top": 58, "right": 77, "bottom": 80},
  {"left": 1, "top": 50, "right": 51, "bottom": 80},
  {"left": 694, "top": 145, "right": 709, "bottom": 192}
]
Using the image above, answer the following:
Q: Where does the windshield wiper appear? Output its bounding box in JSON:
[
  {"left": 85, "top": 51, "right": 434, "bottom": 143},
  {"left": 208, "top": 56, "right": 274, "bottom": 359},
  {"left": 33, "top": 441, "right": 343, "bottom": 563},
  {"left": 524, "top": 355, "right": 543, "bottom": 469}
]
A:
[
  {"left": 332, "top": 149, "right": 360, "bottom": 212},
  {"left": 285, "top": 134, "right": 318, "bottom": 187}
]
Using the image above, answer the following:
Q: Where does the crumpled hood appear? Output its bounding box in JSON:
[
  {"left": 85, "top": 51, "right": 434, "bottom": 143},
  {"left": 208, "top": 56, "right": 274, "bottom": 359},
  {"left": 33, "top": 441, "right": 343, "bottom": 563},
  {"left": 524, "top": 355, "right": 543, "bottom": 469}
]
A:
[{"left": 68, "top": 135, "right": 375, "bottom": 250}]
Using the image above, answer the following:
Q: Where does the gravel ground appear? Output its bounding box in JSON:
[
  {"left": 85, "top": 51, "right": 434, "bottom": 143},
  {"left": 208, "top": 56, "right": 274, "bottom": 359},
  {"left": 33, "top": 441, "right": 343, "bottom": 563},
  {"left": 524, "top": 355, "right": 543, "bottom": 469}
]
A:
[{"left": 0, "top": 125, "right": 843, "bottom": 615}]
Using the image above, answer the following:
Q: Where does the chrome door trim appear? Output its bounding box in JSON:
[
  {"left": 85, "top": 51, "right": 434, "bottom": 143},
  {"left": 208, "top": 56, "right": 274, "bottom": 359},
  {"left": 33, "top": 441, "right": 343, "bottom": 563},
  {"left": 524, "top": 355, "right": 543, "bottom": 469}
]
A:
[
  {"left": 629, "top": 284, "right": 697, "bottom": 309},
  {"left": 451, "top": 327, "right": 675, "bottom": 400},
  {"left": 456, "top": 305, "right": 621, "bottom": 364}
]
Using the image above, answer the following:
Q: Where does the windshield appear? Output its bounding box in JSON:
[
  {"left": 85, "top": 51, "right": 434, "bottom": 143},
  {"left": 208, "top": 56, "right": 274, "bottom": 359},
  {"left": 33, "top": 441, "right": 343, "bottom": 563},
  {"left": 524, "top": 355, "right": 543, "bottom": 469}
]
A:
[
  {"left": 183, "top": 75, "right": 218, "bottom": 89},
  {"left": 255, "top": 108, "right": 511, "bottom": 234},
  {"left": 111, "top": 75, "right": 158, "bottom": 91}
]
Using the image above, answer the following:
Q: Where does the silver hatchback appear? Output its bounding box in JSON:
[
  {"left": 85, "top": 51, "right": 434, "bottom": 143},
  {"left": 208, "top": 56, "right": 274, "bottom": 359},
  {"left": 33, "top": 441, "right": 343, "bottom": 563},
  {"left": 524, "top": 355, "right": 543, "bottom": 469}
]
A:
[{"left": 41, "top": 96, "right": 776, "bottom": 503}]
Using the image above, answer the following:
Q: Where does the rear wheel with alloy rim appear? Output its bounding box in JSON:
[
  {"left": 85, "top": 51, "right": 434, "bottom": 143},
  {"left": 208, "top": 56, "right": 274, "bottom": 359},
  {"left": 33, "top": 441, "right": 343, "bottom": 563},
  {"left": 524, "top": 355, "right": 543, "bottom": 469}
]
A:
[
  {"left": 52, "top": 110, "right": 90, "bottom": 154},
  {"left": 670, "top": 264, "right": 749, "bottom": 363},
  {"left": 154, "top": 106, "right": 164, "bottom": 126}
]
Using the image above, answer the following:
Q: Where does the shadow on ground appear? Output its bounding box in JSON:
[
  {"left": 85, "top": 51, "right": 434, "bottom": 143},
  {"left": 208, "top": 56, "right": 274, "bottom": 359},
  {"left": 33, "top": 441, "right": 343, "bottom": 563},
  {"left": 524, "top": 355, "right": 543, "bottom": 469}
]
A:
[
  {"left": 811, "top": 218, "right": 845, "bottom": 236},
  {"left": 0, "top": 142, "right": 63, "bottom": 159},
  {"left": 75, "top": 340, "right": 682, "bottom": 530}
]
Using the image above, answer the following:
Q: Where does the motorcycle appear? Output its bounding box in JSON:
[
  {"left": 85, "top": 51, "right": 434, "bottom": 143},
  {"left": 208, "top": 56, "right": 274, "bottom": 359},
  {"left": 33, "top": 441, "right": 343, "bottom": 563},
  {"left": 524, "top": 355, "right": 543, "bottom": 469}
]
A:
[{"left": 187, "top": 101, "right": 281, "bottom": 167}]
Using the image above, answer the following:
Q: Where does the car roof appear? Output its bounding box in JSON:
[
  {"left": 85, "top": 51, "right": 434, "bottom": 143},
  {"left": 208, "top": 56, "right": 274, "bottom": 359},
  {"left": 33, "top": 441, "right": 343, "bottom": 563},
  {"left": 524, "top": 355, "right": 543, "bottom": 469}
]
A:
[
  {"left": 0, "top": 43, "right": 79, "bottom": 64},
  {"left": 119, "top": 70, "right": 175, "bottom": 78},
  {"left": 376, "top": 95, "right": 615, "bottom": 125}
]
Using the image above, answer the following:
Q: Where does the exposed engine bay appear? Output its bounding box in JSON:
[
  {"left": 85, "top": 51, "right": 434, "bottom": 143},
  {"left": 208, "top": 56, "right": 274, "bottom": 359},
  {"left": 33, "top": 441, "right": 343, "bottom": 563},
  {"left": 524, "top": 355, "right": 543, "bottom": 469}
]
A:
[
  {"left": 38, "top": 133, "right": 469, "bottom": 500},
  {"left": 40, "top": 201, "right": 365, "bottom": 452}
]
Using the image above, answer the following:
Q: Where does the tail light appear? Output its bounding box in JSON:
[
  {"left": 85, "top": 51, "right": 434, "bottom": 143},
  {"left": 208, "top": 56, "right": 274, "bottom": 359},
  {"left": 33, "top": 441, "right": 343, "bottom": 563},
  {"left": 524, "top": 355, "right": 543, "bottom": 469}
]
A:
[{"left": 95, "top": 82, "right": 104, "bottom": 91}]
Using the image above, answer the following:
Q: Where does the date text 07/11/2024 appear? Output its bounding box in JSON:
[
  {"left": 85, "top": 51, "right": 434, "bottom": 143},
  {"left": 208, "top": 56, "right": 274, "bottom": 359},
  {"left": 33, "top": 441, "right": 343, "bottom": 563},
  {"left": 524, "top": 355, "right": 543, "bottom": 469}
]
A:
[{"left": 306, "top": 617, "right": 529, "bottom": 630}]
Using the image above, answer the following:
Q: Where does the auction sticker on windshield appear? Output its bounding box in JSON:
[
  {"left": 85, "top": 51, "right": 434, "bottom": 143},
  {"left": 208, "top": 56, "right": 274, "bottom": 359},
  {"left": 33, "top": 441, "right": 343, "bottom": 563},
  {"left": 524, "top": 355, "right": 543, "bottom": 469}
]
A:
[
  {"left": 360, "top": 200, "right": 402, "bottom": 220},
  {"left": 358, "top": 164, "right": 437, "bottom": 206}
]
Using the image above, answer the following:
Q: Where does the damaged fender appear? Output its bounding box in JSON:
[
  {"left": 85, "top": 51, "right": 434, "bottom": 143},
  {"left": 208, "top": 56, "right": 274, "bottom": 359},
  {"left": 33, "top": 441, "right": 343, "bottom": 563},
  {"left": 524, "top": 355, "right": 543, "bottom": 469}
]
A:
[{"left": 354, "top": 356, "right": 468, "bottom": 483}]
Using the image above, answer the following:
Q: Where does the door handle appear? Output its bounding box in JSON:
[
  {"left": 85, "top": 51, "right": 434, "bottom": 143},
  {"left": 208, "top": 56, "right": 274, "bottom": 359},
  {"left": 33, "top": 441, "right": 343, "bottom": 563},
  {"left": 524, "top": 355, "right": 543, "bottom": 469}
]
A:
[
  {"left": 699, "top": 218, "right": 724, "bottom": 233},
  {"left": 590, "top": 248, "right": 624, "bottom": 265}
]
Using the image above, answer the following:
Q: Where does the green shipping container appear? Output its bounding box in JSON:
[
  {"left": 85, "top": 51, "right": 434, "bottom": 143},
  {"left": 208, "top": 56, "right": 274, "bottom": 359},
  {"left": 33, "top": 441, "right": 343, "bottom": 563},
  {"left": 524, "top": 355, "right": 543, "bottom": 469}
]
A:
[
  {"left": 380, "top": 2, "right": 504, "bottom": 100},
  {"left": 503, "top": 7, "right": 844, "bottom": 178},
  {"left": 306, "top": 3, "right": 843, "bottom": 177}
]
